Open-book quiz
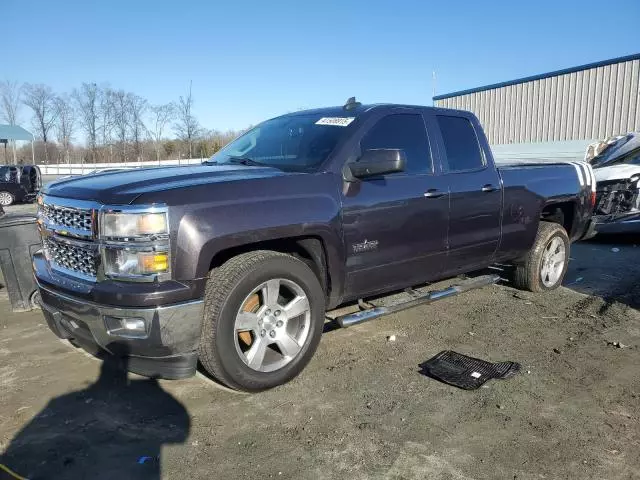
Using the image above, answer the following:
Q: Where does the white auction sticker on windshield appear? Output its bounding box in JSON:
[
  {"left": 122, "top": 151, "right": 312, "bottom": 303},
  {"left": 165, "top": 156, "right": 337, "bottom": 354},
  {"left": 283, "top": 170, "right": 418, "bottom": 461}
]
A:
[{"left": 315, "top": 117, "right": 355, "bottom": 127}]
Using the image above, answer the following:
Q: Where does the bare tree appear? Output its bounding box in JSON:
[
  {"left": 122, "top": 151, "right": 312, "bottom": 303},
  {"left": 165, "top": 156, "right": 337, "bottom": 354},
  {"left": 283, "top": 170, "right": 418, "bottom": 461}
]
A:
[
  {"left": 128, "top": 94, "right": 147, "bottom": 160},
  {"left": 73, "top": 83, "right": 99, "bottom": 162},
  {"left": 0, "top": 80, "right": 22, "bottom": 164},
  {"left": 148, "top": 103, "right": 174, "bottom": 161},
  {"left": 110, "top": 89, "right": 131, "bottom": 161},
  {"left": 99, "top": 87, "right": 114, "bottom": 160},
  {"left": 54, "top": 95, "right": 75, "bottom": 163},
  {"left": 23, "top": 84, "right": 57, "bottom": 163},
  {"left": 174, "top": 82, "right": 200, "bottom": 159},
  {"left": 0, "top": 80, "right": 22, "bottom": 125}
]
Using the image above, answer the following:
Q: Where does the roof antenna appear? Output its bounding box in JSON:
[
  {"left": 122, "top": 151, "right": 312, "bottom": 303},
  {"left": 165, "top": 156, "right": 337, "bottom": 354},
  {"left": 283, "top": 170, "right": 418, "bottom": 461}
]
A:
[{"left": 343, "top": 96, "right": 361, "bottom": 111}]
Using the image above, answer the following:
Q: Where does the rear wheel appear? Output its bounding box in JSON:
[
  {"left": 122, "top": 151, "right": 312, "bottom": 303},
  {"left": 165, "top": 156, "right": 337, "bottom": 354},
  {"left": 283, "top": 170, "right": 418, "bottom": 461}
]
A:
[
  {"left": 513, "top": 221, "right": 570, "bottom": 292},
  {"left": 199, "top": 250, "right": 325, "bottom": 391},
  {"left": 0, "top": 191, "right": 14, "bottom": 206}
]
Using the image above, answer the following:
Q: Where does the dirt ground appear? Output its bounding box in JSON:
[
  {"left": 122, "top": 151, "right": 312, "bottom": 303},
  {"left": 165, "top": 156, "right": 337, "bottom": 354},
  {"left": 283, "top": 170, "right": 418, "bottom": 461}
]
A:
[{"left": 0, "top": 226, "right": 639, "bottom": 479}]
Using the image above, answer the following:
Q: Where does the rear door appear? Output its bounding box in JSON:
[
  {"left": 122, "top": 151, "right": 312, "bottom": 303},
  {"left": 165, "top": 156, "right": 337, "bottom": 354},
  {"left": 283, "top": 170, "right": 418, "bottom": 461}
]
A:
[
  {"left": 435, "top": 113, "right": 502, "bottom": 274},
  {"left": 341, "top": 110, "right": 449, "bottom": 298}
]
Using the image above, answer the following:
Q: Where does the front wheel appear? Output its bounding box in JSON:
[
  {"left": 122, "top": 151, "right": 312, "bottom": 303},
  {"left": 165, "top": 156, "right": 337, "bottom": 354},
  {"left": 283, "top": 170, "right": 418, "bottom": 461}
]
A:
[
  {"left": 513, "top": 221, "right": 570, "bottom": 292},
  {"left": 199, "top": 250, "right": 325, "bottom": 392},
  {"left": 0, "top": 191, "right": 15, "bottom": 206}
]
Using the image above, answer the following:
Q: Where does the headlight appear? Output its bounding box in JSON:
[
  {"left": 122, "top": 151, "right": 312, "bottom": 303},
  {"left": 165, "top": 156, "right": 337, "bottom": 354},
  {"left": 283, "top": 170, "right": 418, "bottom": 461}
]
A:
[
  {"left": 101, "top": 212, "right": 168, "bottom": 239},
  {"left": 104, "top": 248, "right": 169, "bottom": 277},
  {"left": 99, "top": 205, "right": 171, "bottom": 282}
]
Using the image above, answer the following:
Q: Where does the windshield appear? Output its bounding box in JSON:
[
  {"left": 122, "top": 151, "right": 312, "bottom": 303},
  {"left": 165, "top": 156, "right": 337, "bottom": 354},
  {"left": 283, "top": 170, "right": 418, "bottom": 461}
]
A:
[{"left": 205, "top": 114, "right": 355, "bottom": 172}]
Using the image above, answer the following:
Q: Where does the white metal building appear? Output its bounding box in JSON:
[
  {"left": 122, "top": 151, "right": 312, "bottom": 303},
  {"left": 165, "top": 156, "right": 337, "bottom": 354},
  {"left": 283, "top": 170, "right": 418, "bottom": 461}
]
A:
[{"left": 434, "top": 53, "right": 640, "bottom": 152}]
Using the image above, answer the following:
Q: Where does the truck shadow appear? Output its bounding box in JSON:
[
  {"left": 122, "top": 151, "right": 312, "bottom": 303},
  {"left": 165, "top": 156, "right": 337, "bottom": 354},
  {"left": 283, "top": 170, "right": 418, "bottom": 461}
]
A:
[
  {"left": 0, "top": 348, "right": 190, "bottom": 480},
  {"left": 564, "top": 235, "right": 640, "bottom": 311},
  {"left": 323, "top": 235, "right": 640, "bottom": 334}
]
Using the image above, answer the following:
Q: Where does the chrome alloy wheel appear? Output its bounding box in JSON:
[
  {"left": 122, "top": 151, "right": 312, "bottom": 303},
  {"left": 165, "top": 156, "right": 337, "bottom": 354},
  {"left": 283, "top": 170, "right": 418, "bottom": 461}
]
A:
[
  {"left": 233, "top": 278, "right": 311, "bottom": 372},
  {"left": 0, "top": 191, "right": 13, "bottom": 206},
  {"left": 540, "top": 236, "right": 566, "bottom": 287}
]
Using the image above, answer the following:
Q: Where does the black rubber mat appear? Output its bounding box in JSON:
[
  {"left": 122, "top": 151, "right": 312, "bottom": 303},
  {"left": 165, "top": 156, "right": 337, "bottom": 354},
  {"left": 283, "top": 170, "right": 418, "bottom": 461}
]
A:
[{"left": 419, "top": 350, "right": 521, "bottom": 390}]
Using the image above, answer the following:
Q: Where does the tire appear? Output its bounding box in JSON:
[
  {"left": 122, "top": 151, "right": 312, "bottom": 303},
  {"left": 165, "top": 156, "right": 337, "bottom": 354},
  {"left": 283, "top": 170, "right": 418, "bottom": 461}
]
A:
[
  {"left": 513, "top": 221, "right": 570, "bottom": 292},
  {"left": 0, "top": 191, "right": 14, "bottom": 206},
  {"left": 199, "top": 250, "right": 325, "bottom": 392}
]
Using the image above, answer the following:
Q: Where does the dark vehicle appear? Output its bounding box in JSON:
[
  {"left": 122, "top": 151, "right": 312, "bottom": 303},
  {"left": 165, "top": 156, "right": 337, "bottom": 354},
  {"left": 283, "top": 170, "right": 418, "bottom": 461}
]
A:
[
  {"left": 33, "top": 101, "right": 596, "bottom": 391},
  {"left": 0, "top": 165, "right": 42, "bottom": 206}
]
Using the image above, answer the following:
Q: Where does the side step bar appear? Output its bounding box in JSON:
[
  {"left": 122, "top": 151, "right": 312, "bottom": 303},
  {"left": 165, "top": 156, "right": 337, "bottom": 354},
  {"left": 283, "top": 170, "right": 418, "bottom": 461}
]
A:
[{"left": 336, "top": 274, "right": 501, "bottom": 328}]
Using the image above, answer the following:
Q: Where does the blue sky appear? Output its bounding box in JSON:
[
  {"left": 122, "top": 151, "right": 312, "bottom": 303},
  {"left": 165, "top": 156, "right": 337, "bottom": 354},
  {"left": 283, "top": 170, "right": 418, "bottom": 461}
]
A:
[{"left": 5, "top": 0, "right": 640, "bottom": 133}]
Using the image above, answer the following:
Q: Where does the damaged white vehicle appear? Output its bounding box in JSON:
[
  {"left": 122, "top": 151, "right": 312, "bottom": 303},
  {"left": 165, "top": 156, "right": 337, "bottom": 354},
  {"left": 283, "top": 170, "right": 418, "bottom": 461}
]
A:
[{"left": 587, "top": 132, "right": 640, "bottom": 234}]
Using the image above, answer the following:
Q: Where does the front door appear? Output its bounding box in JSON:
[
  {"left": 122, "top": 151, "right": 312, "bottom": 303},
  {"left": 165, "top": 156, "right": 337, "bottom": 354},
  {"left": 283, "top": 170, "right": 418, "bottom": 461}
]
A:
[
  {"left": 341, "top": 111, "right": 449, "bottom": 299},
  {"left": 435, "top": 113, "right": 502, "bottom": 274}
]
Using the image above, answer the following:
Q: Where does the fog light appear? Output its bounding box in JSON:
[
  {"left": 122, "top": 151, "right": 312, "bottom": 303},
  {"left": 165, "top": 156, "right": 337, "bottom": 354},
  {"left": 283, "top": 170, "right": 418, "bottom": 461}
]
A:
[{"left": 104, "top": 316, "right": 148, "bottom": 338}]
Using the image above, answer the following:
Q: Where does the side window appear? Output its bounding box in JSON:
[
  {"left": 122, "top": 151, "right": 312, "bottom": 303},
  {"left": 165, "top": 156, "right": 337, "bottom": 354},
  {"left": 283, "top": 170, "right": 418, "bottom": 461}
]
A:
[
  {"left": 437, "top": 115, "right": 484, "bottom": 172},
  {"left": 360, "top": 114, "right": 432, "bottom": 175}
]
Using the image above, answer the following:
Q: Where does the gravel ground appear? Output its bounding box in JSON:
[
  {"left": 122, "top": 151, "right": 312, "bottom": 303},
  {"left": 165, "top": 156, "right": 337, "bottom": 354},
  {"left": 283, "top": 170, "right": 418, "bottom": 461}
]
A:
[{"left": 0, "top": 235, "right": 639, "bottom": 480}]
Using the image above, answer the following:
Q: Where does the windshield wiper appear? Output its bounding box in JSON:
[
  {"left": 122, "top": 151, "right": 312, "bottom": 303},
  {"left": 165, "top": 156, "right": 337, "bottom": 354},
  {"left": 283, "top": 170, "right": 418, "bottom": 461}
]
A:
[{"left": 226, "top": 156, "right": 265, "bottom": 167}]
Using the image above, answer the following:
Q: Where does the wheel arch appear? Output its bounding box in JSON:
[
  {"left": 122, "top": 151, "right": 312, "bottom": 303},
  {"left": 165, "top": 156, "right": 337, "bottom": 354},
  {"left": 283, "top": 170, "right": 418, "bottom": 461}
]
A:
[{"left": 540, "top": 200, "right": 577, "bottom": 237}]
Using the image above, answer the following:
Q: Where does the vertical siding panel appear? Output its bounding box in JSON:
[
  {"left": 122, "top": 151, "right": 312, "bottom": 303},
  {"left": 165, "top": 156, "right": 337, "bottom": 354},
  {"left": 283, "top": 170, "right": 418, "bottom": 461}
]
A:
[
  {"left": 542, "top": 78, "right": 552, "bottom": 141},
  {"left": 526, "top": 82, "right": 535, "bottom": 142},
  {"left": 619, "top": 61, "right": 630, "bottom": 132},
  {"left": 553, "top": 75, "right": 564, "bottom": 141},
  {"left": 499, "top": 88, "right": 506, "bottom": 144},
  {"left": 488, "top": 88, "right": 496, "bottom": 142},
  {"left": 513, "top": 84, "right": 521, "bottom": 143},
  {"left": 531, "top": 79, "right": 540, "bottom": 141},
  {"left": 539, "top": 79, "right": 547, "bottom": 141},
  {"left": 630, "top": 60, "right": 640, "bottom": 130},
  {"left": 493, "top": 89, "right": 500, "bottom": 144},
  {"left": 512, "top": 84, "right": 520, "bottom": 143},
  {"left": 523, "top": 82, "right": 531, "bottom": 142},
  {"left": 505, "top": 85, "right": 514, "bottom": 144},
  {"left": 522, "top": 82, "right": 528, "bottom": 143},
  {"left": 537, "top": 79, "right": 546, "bottom": 141},
  {"left": 529, "top": 80, "right": 540, "bottom": 142},
  {"left": 572, "top": 71, "right": 583, "bottom": 139},
  {"left": 596, "top": 66, "right": 607, "bottom": 138},
  {"left": 548, "top": 76, "right": 557, "bottom": 141},
  {"left": 613, "top": 62, "right": 625, "bottom": 134},
  {"left": 602, "top": 65, "right": 613, "bottom": 137},
  {"left": 578, "top": 69, "right": 590, "bottom": 138},
  {"left": 585, "top": 67, "right": 596, "bottom": 138},
  {"left": 556, "top": 74, "right": 565, "bottom": 140},
  {"left": 521, "top": 83, "right": 529, "bottom": 142},
  {"left": 565, "top": 72, "right": 576, "bottom": 140}
]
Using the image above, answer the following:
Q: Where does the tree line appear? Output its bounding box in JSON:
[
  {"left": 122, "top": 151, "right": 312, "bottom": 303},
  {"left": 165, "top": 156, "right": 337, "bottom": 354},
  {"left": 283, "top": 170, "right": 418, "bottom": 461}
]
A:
[{"left": 0, "top": 80, "right": 242, "bottom": 165}]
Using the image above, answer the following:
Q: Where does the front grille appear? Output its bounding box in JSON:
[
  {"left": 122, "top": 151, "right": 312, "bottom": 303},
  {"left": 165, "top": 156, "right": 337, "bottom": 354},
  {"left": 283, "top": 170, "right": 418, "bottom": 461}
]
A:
[
  {"left": 42, "top": 203, "right": 93, "bottom": 232},
  {"left": 43, "top": 237, "right": 99, "bottom": 278}
]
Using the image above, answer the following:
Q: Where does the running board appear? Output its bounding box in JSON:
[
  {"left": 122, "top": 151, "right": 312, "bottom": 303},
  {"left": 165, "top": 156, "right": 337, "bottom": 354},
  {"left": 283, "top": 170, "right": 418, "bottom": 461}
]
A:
[{"left": 336, "top": 274, "right": 501, "bottom": 328}]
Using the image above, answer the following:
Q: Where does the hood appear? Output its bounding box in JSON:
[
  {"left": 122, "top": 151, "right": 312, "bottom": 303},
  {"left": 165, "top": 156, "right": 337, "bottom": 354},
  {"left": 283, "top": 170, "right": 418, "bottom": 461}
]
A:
[
  {"left": 43, "top": 164, "right": 288, "bottom": 204},
  {"left": 589, "top": 132, "right": 640, "bottom": 168},
  {"left": 594, "top": 164, "right": 640, "bottom": 182}
]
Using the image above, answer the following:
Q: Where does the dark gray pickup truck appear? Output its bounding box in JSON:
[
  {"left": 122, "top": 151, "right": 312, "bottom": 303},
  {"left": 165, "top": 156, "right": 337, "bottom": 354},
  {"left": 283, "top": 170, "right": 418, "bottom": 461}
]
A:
[{"left": 34, "top": 100, "right": 596, "bottom": 391}]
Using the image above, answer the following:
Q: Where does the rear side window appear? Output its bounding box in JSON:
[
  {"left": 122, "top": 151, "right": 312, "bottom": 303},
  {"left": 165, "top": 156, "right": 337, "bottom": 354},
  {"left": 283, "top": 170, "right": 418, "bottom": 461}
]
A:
[
  {"left": 437, "top": 115, "right": 484, "bottom": 172},
  {"left": 360, "top": 114, "right": 432, "bottom": 174}
]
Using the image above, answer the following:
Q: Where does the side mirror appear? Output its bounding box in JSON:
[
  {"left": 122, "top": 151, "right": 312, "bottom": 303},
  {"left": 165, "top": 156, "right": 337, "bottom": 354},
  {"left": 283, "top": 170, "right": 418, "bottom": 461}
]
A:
[{"left": 348, "top": 149, "right": 406, "bottom": 179}]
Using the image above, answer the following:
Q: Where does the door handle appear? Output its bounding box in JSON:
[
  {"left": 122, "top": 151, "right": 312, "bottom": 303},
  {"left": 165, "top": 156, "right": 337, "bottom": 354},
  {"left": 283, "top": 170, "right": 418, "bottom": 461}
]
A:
[
  {"left": 424, "top": 189, "right": 445, "bottom": 198},
  {"left": 481, "top": 184, "right": 497, "bottom": 192}
]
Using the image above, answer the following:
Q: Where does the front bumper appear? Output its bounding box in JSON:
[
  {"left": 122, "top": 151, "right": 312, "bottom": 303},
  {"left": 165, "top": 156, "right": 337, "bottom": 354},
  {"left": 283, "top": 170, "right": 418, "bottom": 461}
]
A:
[
  {"left": 34, "top": 253, "right": 204, "bottom": 379},
  {"left": 593, "top": 212, "right": 640, "bottom": 235}
]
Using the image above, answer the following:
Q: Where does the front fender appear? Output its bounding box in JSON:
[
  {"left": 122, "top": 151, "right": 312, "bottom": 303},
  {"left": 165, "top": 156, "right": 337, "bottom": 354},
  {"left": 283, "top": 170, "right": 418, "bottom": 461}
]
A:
[{"left": 172, "top": 190, "right": 345, "bottom": 299}]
